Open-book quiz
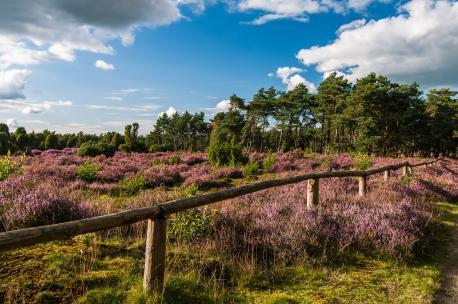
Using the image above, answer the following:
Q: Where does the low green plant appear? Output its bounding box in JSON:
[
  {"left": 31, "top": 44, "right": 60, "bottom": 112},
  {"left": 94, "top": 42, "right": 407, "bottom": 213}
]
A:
[
  {"left": 119, "top": 175, "right": 146, "bottom": 195},
  {"left": 354, "top": 154, "right": 374, "bottom": 170},
  {"left": 184, "top": 183, "right": 199, "bottom": 197},
  {"left": 243, "top": 161, "right": 260, "bottom": 178},
  {"left": 168, "top": 208, "right": 217, "bottom": 243},
  {"left": 208, "top": 141, "right": 245, "bottom": 167},
  {"left": 76, "top": 161, "right": 98, "bottom": 182},
  {"left": 77, "top": 141, "right": 116, "bottom": 157},
  {"left": 0, "top": 151, "right": 24, "bottom": 181},
  {"left": 151, "top": 159, "right": 165, "bottom": 167},
  {"left": 168, "top": 155, "right": 181, "bottom": 165},
  {"left": 262, "top": 154, "right": 276, "bottom": 173},
  {"left": 401, "top": 175, "right": 413, "bottom": 185}
]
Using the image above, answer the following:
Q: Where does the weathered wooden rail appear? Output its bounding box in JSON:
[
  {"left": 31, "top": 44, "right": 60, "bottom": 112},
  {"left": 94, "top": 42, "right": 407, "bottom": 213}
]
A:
[{"left": 0, "top": 157, "right": 442, "bottom": 293}]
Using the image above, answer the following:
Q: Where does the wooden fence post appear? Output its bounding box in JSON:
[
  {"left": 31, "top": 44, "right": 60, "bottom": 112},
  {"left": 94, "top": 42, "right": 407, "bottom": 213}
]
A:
[
  {"left": 383, "top": 170, "right": 390, "bottom": 181},
  {"left": 143, "top": 216, "right": 167, "bottom": 294},
  {"left": 358, "top": 176, "right": 367, "bottom": 197},
  {"left": 402, "top": 165, "right": 410, "bottom": 177},
  {"left": 306, "top": 178, "right": 319, "bottom": 208}
]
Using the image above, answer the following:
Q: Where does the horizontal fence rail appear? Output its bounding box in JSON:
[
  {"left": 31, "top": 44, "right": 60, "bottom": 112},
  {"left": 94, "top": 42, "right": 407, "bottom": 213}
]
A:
[{"left": 0, "top": 157, "right": 442, "bottom": 293}]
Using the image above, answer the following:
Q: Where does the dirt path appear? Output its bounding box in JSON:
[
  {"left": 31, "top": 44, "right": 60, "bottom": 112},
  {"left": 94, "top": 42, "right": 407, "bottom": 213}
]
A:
[{"left": 434, "top": 205, "right": 458, "bottom": 304}]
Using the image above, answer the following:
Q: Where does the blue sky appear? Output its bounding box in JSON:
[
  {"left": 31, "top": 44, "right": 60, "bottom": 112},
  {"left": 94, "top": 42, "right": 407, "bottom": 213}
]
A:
[{"left": 0, "top": 0, "right": 457, "bottom": 134}]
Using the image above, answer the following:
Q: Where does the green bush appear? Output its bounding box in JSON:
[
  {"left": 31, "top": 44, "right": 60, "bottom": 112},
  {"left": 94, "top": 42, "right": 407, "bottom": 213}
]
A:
[
  {"left": 262, "top": 154, "right": 276, "bottom": 173},
  {"left": 208, "top": 141, "right": 245, "bottom": 167},
  {"left": 184, "top": 183, "right": 199, "bottom": 197},
  {"left": 119, "top": 175, "right": 146, "bottom": 195},
  {"left": 76, "top": 161, "right": 98, "bottom": 182},
  {"left": 77, "top": 141, "right": 116, "bottom": 157},
  {"left": 243, "top": 161, "right": 260, "bottom": 178},
  {"left": 148, "top": 144, "right": 172, "bottom": 153},
  {"left": 354, "top": 154, "right": 373, "bottom": 170},
  {"left": 168, "top": 155, "right": 181, "bottom": 165},
  {"left": 168, "top": 208, "right": 217, "bottom": 243},
  {"left": 0, "top": 152, "right": 23, "bottom": 181}
]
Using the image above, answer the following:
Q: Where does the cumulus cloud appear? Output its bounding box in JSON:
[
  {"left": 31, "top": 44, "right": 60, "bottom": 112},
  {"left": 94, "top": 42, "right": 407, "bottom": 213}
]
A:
[
  {"left": 275, "top": 66, "right": 317, "bottom": 92},
  {"left": 297, "top": 0, "right": 458, "bottom": 87},
  {"left": 0, "top": 0, "right": 203, "bottom": 68},
  {"left": 237, "top": 0, "right": 389, "bottom": 24},
  {"left": 0, "top": 69, "right": 31, "bottom": 99},
  {"left": 160, "top": 106, "right": 177, "bottom": 117},
  {"left": 95, "top": 60, "right": 115, "bottom": 70}
]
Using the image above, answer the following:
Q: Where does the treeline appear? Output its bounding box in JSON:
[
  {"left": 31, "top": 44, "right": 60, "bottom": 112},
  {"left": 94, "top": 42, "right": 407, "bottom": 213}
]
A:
[{"left": 0, "top": 73, "right": 456, "bottom": 157}]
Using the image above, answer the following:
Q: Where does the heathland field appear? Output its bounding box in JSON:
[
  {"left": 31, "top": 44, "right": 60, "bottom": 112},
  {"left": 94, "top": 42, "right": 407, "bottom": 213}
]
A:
[{"left": 0, "top": 150, "right": 457, "bottom": 303}]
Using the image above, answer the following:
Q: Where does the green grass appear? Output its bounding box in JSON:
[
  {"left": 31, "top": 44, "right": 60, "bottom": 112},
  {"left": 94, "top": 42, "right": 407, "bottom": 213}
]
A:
[{"left": 1, "top": 201, "right": 456, "bottom": 304}]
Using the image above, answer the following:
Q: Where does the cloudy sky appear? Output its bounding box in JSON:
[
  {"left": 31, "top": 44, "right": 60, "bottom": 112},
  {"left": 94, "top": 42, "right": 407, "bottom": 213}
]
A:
[{"left": 0, "top": 0, "right": 457, "bottom": 134}]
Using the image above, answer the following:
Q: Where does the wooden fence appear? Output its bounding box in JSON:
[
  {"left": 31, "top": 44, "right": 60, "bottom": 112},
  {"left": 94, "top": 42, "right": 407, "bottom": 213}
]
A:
[{"left": 0, "top": 157, "right": 442, "bottom": 293}]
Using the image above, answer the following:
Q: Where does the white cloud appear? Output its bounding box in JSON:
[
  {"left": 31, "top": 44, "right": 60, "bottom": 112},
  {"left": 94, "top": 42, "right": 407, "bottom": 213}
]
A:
[
  {"left": 95, "top": 60, "right": 115, "bottom": 70},
  {"left": 0, "top": 0, "right": 204, "bottom": 69},
  {"left": 6, "top": 118, "right": 18, "bottom": 129},
  {"left": 89, "top": 104, "right": 159, "bottom": 112},
  {"left": 104, "top": 96, "right": 123, "bottom": 101},
  {"left": 160, "top": 106, "right": 177, "bottom": 117},
  {"left": 336, "top": 18, "right": 366, "bottom": 34},
  {"left": 144, "top": 96, "right": 161, "bottom": 100},
  {"left": 297, "top": 0, "right": 458, "bottom": 87},
  {"left": 237, "top": 0, "right": 389, "bottom": 24},
  {"left": 0, "top": 99, "right": 72, "bottom": 114},
  {"left": 216, "top": 100, "right": 232, "bottom": 112},
  {"left": 0, "top": 69, "right": 31, "bottom": 99},
  {"left": 275, "top": 66, "right": 317, "bottom": 92}
]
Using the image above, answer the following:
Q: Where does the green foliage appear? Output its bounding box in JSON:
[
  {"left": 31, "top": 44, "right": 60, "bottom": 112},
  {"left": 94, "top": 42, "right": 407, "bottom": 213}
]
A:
[
  {"left": 0, "top": 152, "right": 23, "bottom": 181},
  {"left": 119, "top": 175, "right": 146, "bottom": 195},
  {"left": 208, "top": 141, "right": 245, "bottom": 167},
  {"left": 76, "top": 161, "right": 98, "bottom": 182},
  {"left": 401, "top": 175, "right": 413, "bottom": 185},
  {"left": 184, "top": 183, "right": 199, "bottom": 197},
  {"left": 243, "top": 161, "right": 260, "bottom": 177},
  {"left": 148, "top": 144, "right": 172, "bottom": 153},
  {"left": 168, "top": 208, "right": 217, "bottom": 243},
  {"left": 262, "top": 154, "right": 276, "bottom": 173},
  {"left": 75, "top": 287, "right": 124, "bottom": 304},
  {"left": 44, "top": 133, "right": 59, "bottom": 150},
  {"left": 77, "top": 141, "right": 116, "bottom": 157},
  {"left": 354, "top": 154, "right": 374, "bottom": 170},
  {"left": 168, "top": 155, "right": 181, "bottom": 165}
]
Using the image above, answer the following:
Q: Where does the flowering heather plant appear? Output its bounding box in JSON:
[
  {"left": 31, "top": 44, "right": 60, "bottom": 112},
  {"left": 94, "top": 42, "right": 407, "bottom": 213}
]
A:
[{"left": 0, "top": 174, "right": 88, "bottom": 231}]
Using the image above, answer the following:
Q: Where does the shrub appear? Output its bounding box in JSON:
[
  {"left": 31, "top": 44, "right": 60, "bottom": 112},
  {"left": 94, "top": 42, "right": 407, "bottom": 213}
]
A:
[
  {"left": 184, "top": 183, "right": 199, "bottom": 197},
  {"left": 243, "top": 161, "right": 260, "bottom": 178},
  {"left": 77, "top": 141, "right": 116, "bottom": 157},
  {"left": 354, "top": 154, "right": 373, "bottom": 170},
  {"left": 119, "top": 175, "right": 146, "bottom": 195},
  {"left": 0, "top": 175, "right": 88, "bottom": 231},
  {"left": 168, "top": 155, "right": 181, "bottom": 165},
  {"left": 77, "top": 161, "right": 98, "bottom": 182},
  {"left": 208, "top": 141, "right": 245, "bottom": 167},
  {"left": 262, "top": 154, "right": 276, "bottom": 173},
  {"left": 0, "top": 152, "right": 23, "bottom": 181},
  {"left": 148, "top": 144, "right": 172, "bottom": 153},
  {"left": 168, "top": 208, "right": 217, "bottom": 243}
]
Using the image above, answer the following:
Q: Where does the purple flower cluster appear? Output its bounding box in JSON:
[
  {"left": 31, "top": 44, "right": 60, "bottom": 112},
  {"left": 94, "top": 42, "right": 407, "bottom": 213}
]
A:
[{"left": 0, "top": 174, "right": 88, "bottom": 231}]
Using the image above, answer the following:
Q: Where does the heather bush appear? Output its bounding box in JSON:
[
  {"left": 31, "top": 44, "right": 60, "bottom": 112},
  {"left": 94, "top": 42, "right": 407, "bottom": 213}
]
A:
[
  {"left": 0, "top": 175, "right": 88, "bottom": 231},
  {"left": 119, "top": 175, "right": 146, "bottom": 195},
  {"left": 243, "top": 161, "right": 260, "bottom": 177},
  {"left": 354, "top": 154, "right": 373, "bottom": 170},
  {"left": 77, "top": 161, "right": 98, "bottom": 182}
]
